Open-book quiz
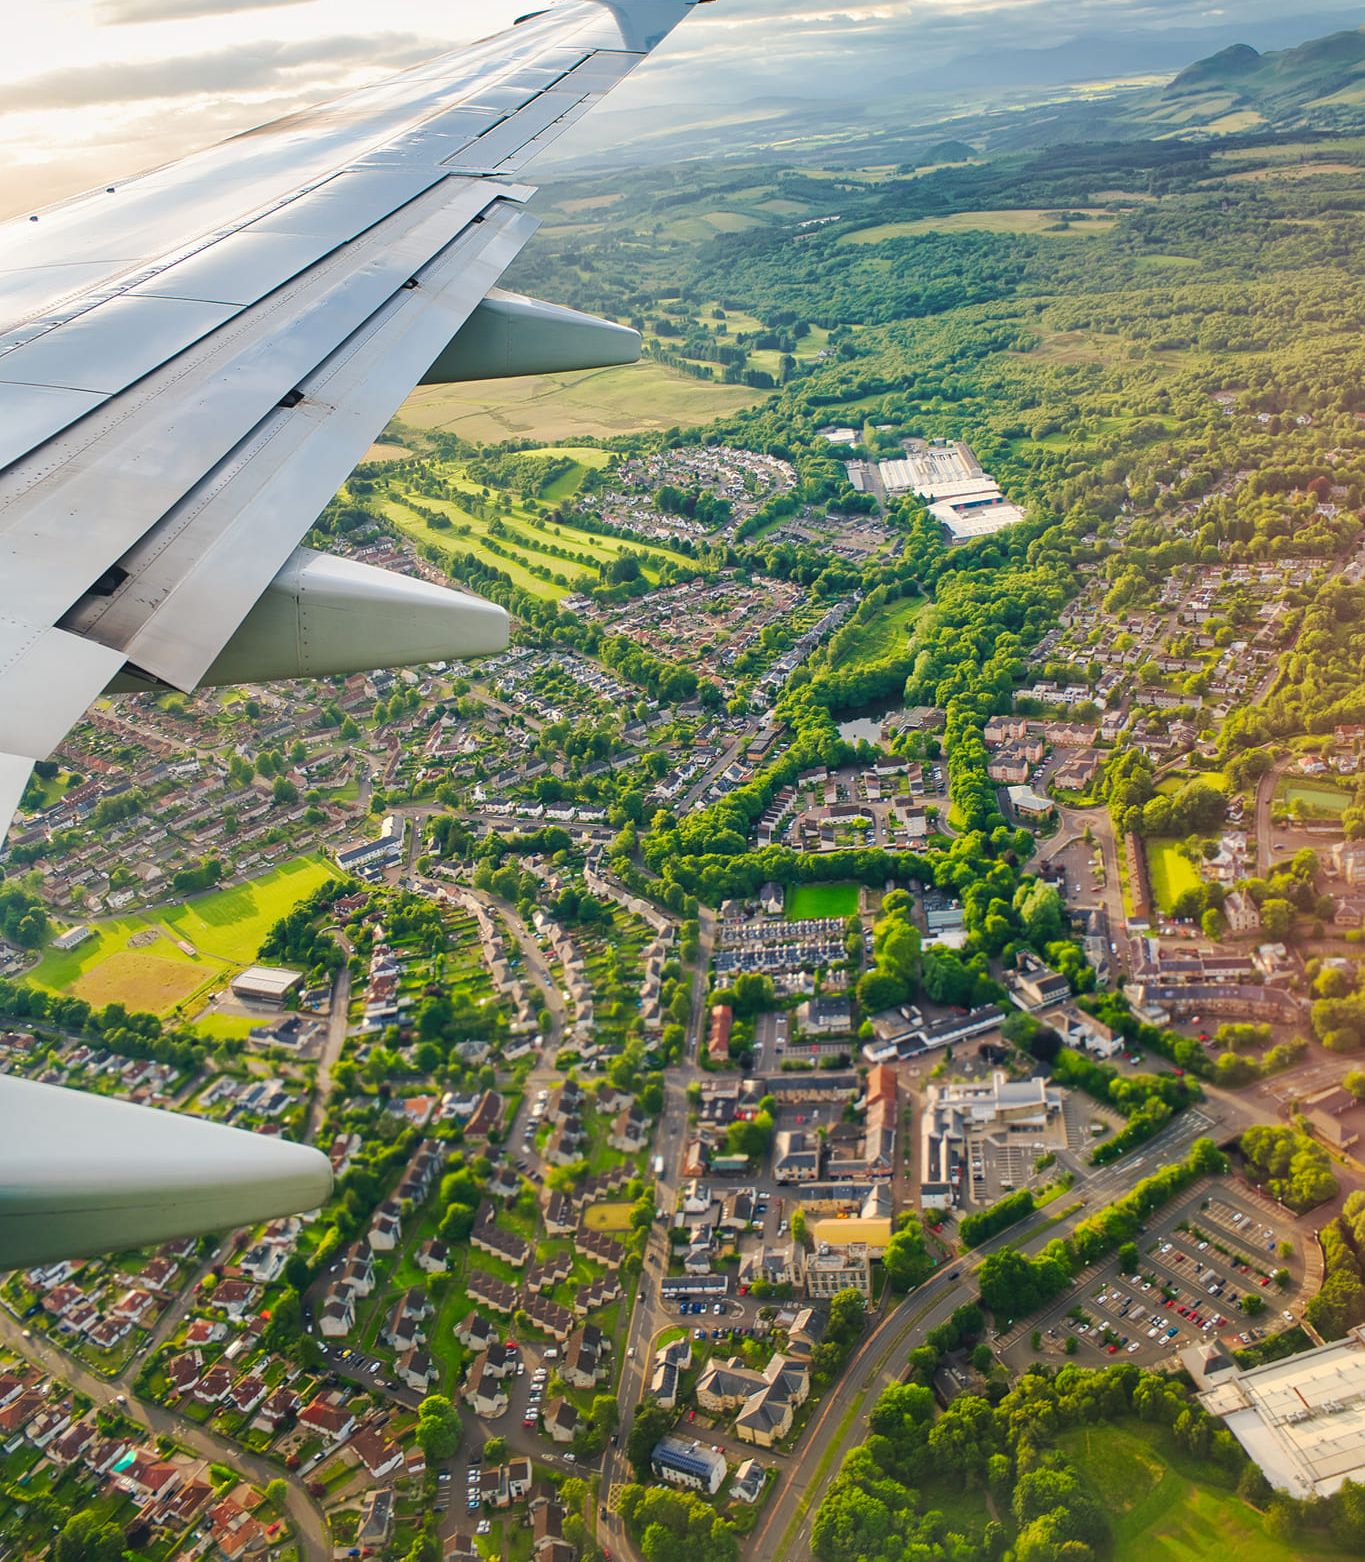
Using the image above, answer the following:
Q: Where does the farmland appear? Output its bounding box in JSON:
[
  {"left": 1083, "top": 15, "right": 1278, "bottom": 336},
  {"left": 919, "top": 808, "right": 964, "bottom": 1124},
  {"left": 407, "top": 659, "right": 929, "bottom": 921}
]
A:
[
  {"left": 395, "top": 359, "right": 763, "bottom": 445},
  {"left": 840, "top": 208, "right": 1117, "bottom": 244}
]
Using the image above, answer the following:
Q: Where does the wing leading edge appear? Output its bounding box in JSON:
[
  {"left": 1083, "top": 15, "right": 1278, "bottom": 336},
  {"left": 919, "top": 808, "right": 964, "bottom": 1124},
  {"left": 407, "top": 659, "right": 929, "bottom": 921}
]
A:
[{"left": 0, "top": 0, "right": 714, "bottom": 1271}]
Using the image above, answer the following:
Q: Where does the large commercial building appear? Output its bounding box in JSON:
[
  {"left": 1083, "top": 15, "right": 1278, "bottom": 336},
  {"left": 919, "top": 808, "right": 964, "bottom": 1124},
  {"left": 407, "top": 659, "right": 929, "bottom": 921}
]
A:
[
  {"left": 230, "top": 966, "right": 303, "bottom": 1007},
  {"left": 1198, "top": 1325, "right": 1365, "bottom": 1497},
  {"left": 877, "top": 439, "right": 1024, "bottom": 542},
  {"left": 921, "top": 1070, "right": 1066, "bottom": 1202}
]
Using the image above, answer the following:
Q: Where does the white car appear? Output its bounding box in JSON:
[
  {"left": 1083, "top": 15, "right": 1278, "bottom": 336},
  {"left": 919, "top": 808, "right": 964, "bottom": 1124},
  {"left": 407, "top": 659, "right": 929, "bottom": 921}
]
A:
[
  {"left": 1126, "top": 1341, "right": 1141, "bottom": 1353},
  {"left": 476, "top": 1521, "right": 491, "bottom": 1536}
]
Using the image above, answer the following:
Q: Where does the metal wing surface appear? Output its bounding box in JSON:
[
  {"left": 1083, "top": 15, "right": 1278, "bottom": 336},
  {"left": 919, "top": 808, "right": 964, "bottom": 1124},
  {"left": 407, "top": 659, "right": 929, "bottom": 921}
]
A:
[
  {"left": 0, "top": 0, "right": 713, "bottom": 1269},
  {"left": 0, "top": 0, "right": 711, "bottom": 845}
]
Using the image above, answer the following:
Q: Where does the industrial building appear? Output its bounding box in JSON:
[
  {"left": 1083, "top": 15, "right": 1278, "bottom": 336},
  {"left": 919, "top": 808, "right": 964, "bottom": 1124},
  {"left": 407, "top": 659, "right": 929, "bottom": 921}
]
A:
[
  {"left": 229, "top": 966, "right": 303, "bottom": 1007},
  {"left": 1198, "top": 1326, "right": 1365, "bottom": 1497},
  {"left": 877, "top": 439, "right": 1024, "bottom": 542}
]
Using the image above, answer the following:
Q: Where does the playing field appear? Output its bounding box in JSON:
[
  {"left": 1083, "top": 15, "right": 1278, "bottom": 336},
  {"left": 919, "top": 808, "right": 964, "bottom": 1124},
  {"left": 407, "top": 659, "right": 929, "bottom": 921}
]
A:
[
  {"left": 582, "top": 1201, "right": 634, "bottom": 1233},
  {"left": 396, "top": 359, "right": 763, "bottom": 444},
  {"left": 786, "top": 882, "right": 860, "bottom": 920},
  {"left": 1058, "top": 1420, "right": 1355, "bottom": 1562},
  {"left": 1146, "top": 840, "right": 1201, "bottom": 914},
  {"left": 72, "top": 951, "right": 209, "bottom": 1013},
  {"left": 29, "top": 855, "right": 338, "bottom": 1016},
  {"left": 1279, "top": 779, "right": 1351, "bottom": 817}
]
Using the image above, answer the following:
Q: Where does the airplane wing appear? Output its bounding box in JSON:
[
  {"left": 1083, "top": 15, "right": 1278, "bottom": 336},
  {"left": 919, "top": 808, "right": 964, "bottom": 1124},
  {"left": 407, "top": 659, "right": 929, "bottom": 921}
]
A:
[{"left": 0, "top": 0, "right": 713, "bottom": 1270}]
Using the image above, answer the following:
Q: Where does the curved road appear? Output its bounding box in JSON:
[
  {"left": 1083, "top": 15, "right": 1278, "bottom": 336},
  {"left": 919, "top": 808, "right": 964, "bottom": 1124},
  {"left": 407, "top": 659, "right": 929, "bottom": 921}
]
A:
[{"left": 0, "top": 1308, "right": 329, "bottom": 1556}]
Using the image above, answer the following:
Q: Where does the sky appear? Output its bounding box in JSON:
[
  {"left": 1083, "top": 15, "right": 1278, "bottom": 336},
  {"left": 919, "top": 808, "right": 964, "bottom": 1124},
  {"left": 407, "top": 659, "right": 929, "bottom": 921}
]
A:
[{"left": 0, "top": 0, "right": 1361, "bottom": 217}]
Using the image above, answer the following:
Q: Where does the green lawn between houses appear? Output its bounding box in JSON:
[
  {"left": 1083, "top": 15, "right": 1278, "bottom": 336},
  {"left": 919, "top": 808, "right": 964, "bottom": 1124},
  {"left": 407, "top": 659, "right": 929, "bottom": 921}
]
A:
[
  {"left": 1145, "top": 839, "right": 1201, "bottom": 914},
  {"left": 785, "top": 882, "right": 861, "bottom": 920},
  {"left": 1057, "top": 1420, "right": 1356, "bottom": 1562}
]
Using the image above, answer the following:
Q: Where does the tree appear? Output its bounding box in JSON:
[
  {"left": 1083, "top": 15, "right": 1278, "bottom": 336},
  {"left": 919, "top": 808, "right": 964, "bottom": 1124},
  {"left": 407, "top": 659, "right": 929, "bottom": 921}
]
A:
[
  {"left": 883, "top": 1220, "right": 934, "bottom": 1293},
  {"left": 483, "top": 1435, "right": 507, "bottom": 1462},
  {"left": 791, "top": 1207, "right": 810, "bottom": 1249},
  {"left": 264, "top": 1478, "right": 289, "bottom": 1514},
  {"left": 626, "top": 1404, "right": 673, "bottom": 1481},
  {"left": 415, "top": 1395, "right": 461, "bottom": 1462},
  {"left": 56, "top": 1513, "right": 127, "bottom": 1562}
]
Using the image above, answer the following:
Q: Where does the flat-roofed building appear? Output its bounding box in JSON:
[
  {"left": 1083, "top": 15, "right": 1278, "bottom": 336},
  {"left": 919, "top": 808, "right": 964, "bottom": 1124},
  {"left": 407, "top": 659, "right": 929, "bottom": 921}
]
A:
[
  {"left": 803, "top": 1242, "right": 872, "bottom": 1298},
  {"left": 1199, "top": 1325, "right": 1365, "bottom": 1497},
  {"left": 229, "top": 966, "right": 302, "bottom": 1007}
]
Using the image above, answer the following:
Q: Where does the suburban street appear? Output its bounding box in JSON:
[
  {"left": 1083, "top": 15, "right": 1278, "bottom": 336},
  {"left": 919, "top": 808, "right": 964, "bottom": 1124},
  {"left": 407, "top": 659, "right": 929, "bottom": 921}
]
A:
[{"left": 0, "top": 1307, "right": 329, "bottom": 1556}]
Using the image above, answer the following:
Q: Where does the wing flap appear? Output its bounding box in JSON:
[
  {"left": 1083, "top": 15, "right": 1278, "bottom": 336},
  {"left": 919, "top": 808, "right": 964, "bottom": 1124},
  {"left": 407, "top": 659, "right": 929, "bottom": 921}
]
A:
[
  {"left": 0, "top": 616, "right": 125, "bottom": 759},
  {"left": 114, "top": 204, "right": 539, "bottom": 692}
]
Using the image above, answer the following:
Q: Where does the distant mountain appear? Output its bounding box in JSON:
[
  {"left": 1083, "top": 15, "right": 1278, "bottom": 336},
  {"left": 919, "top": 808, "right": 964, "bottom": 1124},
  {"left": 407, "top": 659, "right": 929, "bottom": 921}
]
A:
[
  {"left": 1166, "top": 43, "right": 1264, "bottom": 95},
  {"left": 1163, "top": 27, "right": 1365, "bottom": 114}
]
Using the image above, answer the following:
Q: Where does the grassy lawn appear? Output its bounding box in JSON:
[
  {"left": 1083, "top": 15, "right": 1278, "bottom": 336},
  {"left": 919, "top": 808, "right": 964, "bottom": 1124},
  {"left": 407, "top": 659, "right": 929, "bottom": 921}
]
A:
[
  {"left": 840, "top": 209, "right": 1117, "bottom": 244},
  {"left": 1146, "top": 840, "right": 1201, "bottom": 915},
  {"left": 27, "top": 854, "right": 339, "bottom": 1016},
  {"left": 395, "top": 360, "right": 764, "bottom": 444},
  {"left": 380, "top": 464, "right": 691, "bottom": 606},
  {"left": 828, "top": 595, "right": 928, "bottom": 674},
  {"left": 1059, "top": 1420, "right": 1355, "bottom": 1561},
  {"left": 786, "top": 882, "right": 860, "bottom": 921},
  {"left": 582, "top": 1201, "right": 634, "bottom": 1233}
]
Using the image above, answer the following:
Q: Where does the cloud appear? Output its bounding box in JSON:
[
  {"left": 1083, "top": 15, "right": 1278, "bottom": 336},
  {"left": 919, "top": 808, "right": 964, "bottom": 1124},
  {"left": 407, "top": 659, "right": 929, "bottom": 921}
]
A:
[
  {"left": 1, "top": 31, "right": 437, "bottom": 111},
  {"left": 98, "top": 0, "right": 316, "bottom": 23}
]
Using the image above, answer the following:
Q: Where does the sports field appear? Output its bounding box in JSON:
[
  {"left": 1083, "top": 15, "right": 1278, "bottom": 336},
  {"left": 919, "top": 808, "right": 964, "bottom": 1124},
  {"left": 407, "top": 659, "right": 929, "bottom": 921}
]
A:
[
  {"left": 1146, "top": 840, "right": 1201, "bottom": 914},
  {"left": 1058, "top": 1420, "right": 1354, "bottom": 1562},
  {"left": 786, "top": 882, "right": 860, "bottom": 920},
  {"left": 29, "top": 855, "right": 338, "bottom": 1016},
  {"left": 1278, "top": 779, "right": 1351, "bottom": 817}
]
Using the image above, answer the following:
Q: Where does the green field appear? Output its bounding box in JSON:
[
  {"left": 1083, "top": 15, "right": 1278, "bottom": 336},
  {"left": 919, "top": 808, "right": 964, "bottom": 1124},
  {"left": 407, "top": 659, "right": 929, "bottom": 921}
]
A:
[
  {"left": 397, "top": 359, "right": 764, "bottom": 444},
  {"left": 786, "top": 882, "right": 860, "bottom": 920},
  {"left": 1059, "top": 1420, "right": 1354, "bottom": 1562},
  {"left": 1146, "top": 839, "right": 1202, "bottom": 914},
  {"left": 29, "top": 855, "right": 338, "bottom": 1016},
  {"left": 840, "top": 208, "right": 1117, "bottom": 244},
  {"left": 1278, "top": 779, "right": 1351, "bottom": 817},
  {"left": 380, "top": 453, "right": 695, "bottom": 603},
  {"left": 829, "top": 595, "right": 929, "bottom": 673}
]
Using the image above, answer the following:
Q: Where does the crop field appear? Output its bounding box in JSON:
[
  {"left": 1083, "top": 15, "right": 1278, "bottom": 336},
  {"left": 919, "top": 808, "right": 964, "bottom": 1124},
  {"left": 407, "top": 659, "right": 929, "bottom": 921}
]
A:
[
  {"left": 840, "top": 208, "right": 1117, "bottom": 244},
  {"left": 396, "top": 359, "right": 763, "bottom": 444},
  {"left": 786, "top": 882, "right": 860, "bottom": 920},
  {"left": 28, "top": 855, "right": 338, "bottom": 1016},
  {"left": 380, "top": 457, "right": 693, "bottom": 603},
  {"left": 1058, "top": 1420, "right": 1353, "bottom": 1562},
  {"left": 1146, "top": 840, "right": 1201, "bottom": 913}
]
